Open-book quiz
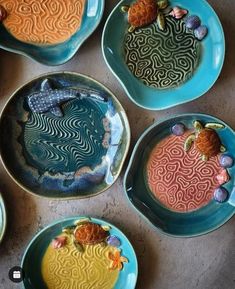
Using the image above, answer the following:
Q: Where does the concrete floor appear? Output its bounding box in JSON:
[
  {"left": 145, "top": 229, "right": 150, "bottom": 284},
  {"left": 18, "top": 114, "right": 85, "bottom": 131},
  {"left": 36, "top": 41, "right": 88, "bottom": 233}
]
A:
[{"left": 0, "top": 0, "right": 235, "bottom": 288}]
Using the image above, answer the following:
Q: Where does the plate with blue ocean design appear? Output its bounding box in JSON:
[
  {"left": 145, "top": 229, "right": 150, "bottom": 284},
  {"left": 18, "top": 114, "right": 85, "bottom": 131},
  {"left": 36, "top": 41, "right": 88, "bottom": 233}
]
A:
[
  {"left": 0, "top": 72, "right": 130, "bottom": 199},
  {"left": 102, "top": 0, "right": 225, "bottom": 110}
]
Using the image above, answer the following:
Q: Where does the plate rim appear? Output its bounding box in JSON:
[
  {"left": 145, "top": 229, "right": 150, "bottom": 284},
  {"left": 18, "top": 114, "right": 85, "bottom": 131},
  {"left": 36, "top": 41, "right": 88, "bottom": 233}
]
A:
[
  {"left": 0, "top": 0, "right": 105, "bottom": 66},
  {"left": 0, "top": 71, "right": 131, "bottom": 200},
  {"left": 20, "top": 216, "right": 138, "bottom": 289},
  {"left": 0, "top": 192, "right": 7, "bottom": 244},
  {"left": 102, "top": 0, "right": 226, "bottom": 110},
  {"left": 123, "top": 112, "right": 235, "bottom": 238}
]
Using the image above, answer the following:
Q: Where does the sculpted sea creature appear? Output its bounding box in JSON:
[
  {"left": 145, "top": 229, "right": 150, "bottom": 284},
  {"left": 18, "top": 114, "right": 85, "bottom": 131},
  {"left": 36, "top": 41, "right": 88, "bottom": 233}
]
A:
[
  {"left": 52, "top": 236, "right": 67, "bottom": 249},
  {"left": 194, "top": 25, "right": 208, "bottom": 40},
  {"left": 184, "top": 120, "right": 226, "bottom": 161},
  {"left": 27, "top": 78, "right": 107, "bottom": 117},
  {"left": 121, "top": 0, "right": 169, "bottom": 32},
  {"left": 214, "top": 187, "right": 229, "bottom": 203},
  {"left": 108, "top": 249, "right": 128, "bottom": 271},
  {"left": 216, "top": 169, "right": 230, "bottom": 185},
  {"left": 169, "top": 6, "right": 188, "bottom": 19},
  {"left": 185, "top": 15, "right": 201, "bottom": 30}
]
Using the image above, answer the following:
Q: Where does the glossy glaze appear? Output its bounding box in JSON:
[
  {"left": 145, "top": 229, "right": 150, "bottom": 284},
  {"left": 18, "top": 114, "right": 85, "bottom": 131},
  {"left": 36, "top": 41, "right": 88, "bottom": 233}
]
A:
[
  {"left": 0, "top": 72, "right": 130, "bottom": 199},
  {"left": 102, "top": 0, "right": 225, "bottom": 110},
  {"left": 0, "top": 193, "right": 6, "bottom": 244},
  {"left": 124, "top": 114, "right": 235, "bottom": 237}
]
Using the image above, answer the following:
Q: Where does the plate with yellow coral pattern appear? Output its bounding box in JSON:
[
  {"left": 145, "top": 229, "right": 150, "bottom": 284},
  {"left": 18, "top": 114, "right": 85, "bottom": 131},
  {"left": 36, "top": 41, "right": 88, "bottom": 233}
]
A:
[
  {"left": 21, "top": 216, "right": 138, "bottom": 289},
  {"left": 0, "top": 0, "right": 104, "bottom": 65}
]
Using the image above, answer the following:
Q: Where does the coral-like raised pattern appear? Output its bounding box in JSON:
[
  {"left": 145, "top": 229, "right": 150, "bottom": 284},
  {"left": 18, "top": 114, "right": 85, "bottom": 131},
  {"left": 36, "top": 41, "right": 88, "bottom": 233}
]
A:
[
  {"left": 0, "top": 0, "right": 86, "bottom": 45},
  {"left": 124, "top": 16, "right": 200, "bottom": 89},
  {"left": 146, "top": 132, "right": 222, "bottom": 212}
]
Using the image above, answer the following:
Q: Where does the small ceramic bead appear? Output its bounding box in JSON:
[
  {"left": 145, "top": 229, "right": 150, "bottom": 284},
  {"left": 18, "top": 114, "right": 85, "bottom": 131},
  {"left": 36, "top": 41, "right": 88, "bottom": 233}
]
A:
[
  {"left": 219, "top": 155, "right": 234, "bottom": 168},
  {"left": 185, "top": 15, "right": 201, "bottom": 30},
  {"left": 172, "top": 123, "right": 185, "bottom": 136},
  {"left": 214, "top": 187, "right": 229, "bottom": 203},
  {"left": 194, "top": 25, "right": 208, "bottom": 40}
]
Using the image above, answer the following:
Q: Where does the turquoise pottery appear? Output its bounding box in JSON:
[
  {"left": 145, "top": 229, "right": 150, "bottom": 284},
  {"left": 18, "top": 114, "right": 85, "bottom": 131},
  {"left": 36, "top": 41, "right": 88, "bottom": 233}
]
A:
[
  {"left": 0, "top": 193, "right": 6, "bottom": 243},
  {"left": 102, "top": 0, "right": 225, "bottom": 110},
  {"left": 0, "top": 72, "right": 130, "bottom": 199},
  {"left": 0, "top": 0, "right": 104, "bottom": 65},
  {"left": 124, "top": 114, "right": 235, "bottom": 237},
  {"left": 21, "top": 216, "right": 138, "bottom": 289}
]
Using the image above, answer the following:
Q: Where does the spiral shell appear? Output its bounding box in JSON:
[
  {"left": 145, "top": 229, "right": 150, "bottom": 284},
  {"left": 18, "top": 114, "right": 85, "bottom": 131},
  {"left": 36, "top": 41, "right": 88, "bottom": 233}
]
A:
[{"left": 169, "top": 7, "right": 188, "bottom": 19}]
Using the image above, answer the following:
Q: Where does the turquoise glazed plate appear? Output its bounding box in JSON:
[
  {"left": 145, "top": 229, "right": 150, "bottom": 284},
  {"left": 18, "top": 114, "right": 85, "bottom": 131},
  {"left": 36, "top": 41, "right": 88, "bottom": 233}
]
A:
[
  {"left": 102, "top": 0, "right": 225, "bottom": 110},
  {"left": 0, "top": 72, "right": 130, "bottom": 199},
  {"left": 0, "top": 0, "right": 104, "bottom": 65},
  {"left": 0, "top": 193, "right": 6, "bottom": 244},
  {"left": 21, "top": 216, "right": 138, "bottom": 289},
  {"left": 124, "top": 114, "right": 235, "bottom": 237}
]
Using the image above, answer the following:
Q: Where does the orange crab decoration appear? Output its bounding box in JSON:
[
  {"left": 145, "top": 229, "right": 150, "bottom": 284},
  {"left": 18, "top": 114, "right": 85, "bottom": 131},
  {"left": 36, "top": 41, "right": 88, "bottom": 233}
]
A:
[{"left": 109, "top": 249, "right": 128, "bottom": 271}]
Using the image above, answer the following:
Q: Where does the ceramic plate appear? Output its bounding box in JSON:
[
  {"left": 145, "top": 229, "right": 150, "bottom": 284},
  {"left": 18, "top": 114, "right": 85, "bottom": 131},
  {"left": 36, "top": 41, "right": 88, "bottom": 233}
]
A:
[
  {"left": 21, "top": 216, "right": 138, "bottom": 289},
  {"left": 124, "top": 114, "right": 235, "bottom": 237},
  {"left": 0, "top": 193, "right": 6, "bottom": 243},
  {"left": 102, "top": 0, "right": 225, "bottom": 110},
  {"left": 0, "top": 72, "right": 130, "bottom": 199},
  {"left": 0, "top": 0, "right": 104, "bottom": 65}
]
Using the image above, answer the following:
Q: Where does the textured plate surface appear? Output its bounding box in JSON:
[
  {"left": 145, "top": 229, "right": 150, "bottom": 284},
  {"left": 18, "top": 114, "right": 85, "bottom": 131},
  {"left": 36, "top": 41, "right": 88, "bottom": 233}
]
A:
[
  {"left": 0, "top": 193, "right": 6, "bottom": 244},
  {"left": 102, "top": 0, "right": 225, "bottom": 110},
  {"left": 0, "top": 72, "right": 130, "bottom": 199},
  {"left": 124, "top": 114, "right": 235, "bottom": 237},
  {"left": 0, "top": 0, "right": 104, "bottom": 65},
  {"left": 21, "top": 216, "right": 138, "bottom": 289}
]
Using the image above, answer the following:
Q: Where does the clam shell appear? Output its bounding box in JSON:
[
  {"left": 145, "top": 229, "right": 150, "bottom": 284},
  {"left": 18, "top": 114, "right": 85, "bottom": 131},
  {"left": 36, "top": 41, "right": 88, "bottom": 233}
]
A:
[
  {"left": 185, "top": 15, "right": 201, "bottom": 30},
  {"left": 194, "top": 25, "right": 208, "bottom": 40}
]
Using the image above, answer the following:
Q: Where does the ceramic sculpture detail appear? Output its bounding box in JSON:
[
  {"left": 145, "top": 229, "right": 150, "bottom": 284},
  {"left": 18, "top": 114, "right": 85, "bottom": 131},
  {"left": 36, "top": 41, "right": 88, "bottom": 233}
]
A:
[
  {"left": 184, "top": 121, "right": 225, "bottom": 161},
  {"left": 169, "top": 6, "right": 188, "bottom": 19},
  {"left": 0, "top": 0, "right": 86, "bottom": 45}
]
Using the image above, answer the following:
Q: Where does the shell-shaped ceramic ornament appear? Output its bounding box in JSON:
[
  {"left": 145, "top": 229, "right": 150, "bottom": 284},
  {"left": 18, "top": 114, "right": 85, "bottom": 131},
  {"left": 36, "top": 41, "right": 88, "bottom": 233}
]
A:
[
  {"left": 194, "top": 25, "right": 208, "bottom": 40},
  {"left": 169, "top": 7, "right": 188, "bottom": 19},
  {"left": 185, "top": 15, "right": 201, "bottom": 30}
]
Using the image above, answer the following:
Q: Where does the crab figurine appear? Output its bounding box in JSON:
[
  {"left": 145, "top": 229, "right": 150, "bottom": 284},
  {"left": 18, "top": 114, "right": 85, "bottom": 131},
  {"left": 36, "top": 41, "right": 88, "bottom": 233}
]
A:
[
  {"left": 121, "top": 0, "right": 169, "bottom": 32},
  {"left": 184, "top": 120, "right": 226, "bottom": 161}
]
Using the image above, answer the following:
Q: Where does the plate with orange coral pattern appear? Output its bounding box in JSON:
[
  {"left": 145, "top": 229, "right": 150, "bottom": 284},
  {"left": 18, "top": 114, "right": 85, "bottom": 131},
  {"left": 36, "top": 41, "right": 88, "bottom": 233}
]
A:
[
  {"left": 0, "top": 0, "right": 104, "bottom": 65},
  {"left": 124, "top": 113, "right": 235, "bottom": 237}
]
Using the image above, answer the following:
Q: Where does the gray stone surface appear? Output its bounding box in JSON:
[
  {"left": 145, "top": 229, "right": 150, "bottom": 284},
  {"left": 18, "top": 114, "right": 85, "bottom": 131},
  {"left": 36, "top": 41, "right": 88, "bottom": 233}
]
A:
[{"left": 0, "top": 0, "right": 235, "bottom": 288}]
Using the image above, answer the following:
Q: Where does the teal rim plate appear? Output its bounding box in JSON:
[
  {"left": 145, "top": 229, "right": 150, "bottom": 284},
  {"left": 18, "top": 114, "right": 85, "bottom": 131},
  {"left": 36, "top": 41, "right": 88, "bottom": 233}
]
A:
[
  {"left": 102, "top": 0, "right": 225, "bottom": 110},
  {"left": 0, "top": 193, "right": 6, "bottom": 244},
  {"left": 0, "top": 72, "right": 130, "bottom": 199},
  {"left": 124, "top": 113, "right": 235, "bottom": 237},
  {"left": 21, "top": 216, "right": 138, "bottom": 289},
  {"left": 0, "top": 0, "right": 105, "bottom": 65}
]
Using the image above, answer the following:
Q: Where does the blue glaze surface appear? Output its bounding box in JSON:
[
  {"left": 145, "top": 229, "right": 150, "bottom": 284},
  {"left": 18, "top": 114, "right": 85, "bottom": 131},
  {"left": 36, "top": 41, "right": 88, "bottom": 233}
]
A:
[
  {"left": 102, "top": 0, "right": 225, "bottom": 110},
  {"left": 123, "top": 113, "right": 235, "bottom": 237},
  {"left": 0, "top": 72, "right": 130, "bottom": 199},
  {"left": 21, "top": 216, "right": 138, "bottom": 289},
  {"left": 0, "top": 193, "right": 6, "bottom": 244},
  {"left": 0, "top": 0, "right": 104, "bottom": 65}
]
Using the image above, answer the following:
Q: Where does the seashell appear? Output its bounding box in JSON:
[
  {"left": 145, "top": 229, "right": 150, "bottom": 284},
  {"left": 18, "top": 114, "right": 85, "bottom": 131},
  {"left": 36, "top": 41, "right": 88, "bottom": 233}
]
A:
[
  {"left": 107, "top": 235, "right": 121, "bottom": 247},
  {"left": 194, "top": 25, "right": 208, "bottom": 40},
  {"left": 205, "top": 123, "right": 225, "bottom": 130},
  {"left": 214, "top": 187, "right": 229, "bottom": 203},
  {"left": 171, "top": 123, "right": 185, "bottom": 136},
  {"left": 52, "top": 236, "right": 67, "bottom": 249},
  {"left": 216, "top": 169, "right": 230, "bottom": 185},
  {"left": 184, "top": 134, "right": 195, "bottom": 151},
  {"left": 185, "top": 15, "right": 201, "bottom": 30},
  {"left": 0, "top": 5, "right": 7, "bottom": 22},
  {"left": 169, "top": 6, "right": 188, "bottom": 19},
  {"left": 157, "top": 0, "right": 168, "bottom": 10},
  {"left": 157, "top": 12, "right": 165, "bottom": 30},
  {"left": 219, "top": 155, "right": 234, "bottom": 168}
]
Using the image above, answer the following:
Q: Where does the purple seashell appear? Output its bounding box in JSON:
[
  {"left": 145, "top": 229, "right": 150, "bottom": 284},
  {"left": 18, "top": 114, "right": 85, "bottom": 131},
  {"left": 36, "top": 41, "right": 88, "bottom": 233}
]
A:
[
  {"left": 171, "top": 123, "right": 185, "bottom": 136},
  {"left": 194, "top": 25, "right": 208, "bottom": 40},
  {"left": 214, "top": 187, "right": 229, "bottom": 203},
  {"left": 185, "top": 15, "right": 201, "bottom": 30},
  {"left": 107, "top": 235, "right": 121, "bottom": 247},
  {"left": 219, "top": 155, "right": 234, "bottom": 168}
]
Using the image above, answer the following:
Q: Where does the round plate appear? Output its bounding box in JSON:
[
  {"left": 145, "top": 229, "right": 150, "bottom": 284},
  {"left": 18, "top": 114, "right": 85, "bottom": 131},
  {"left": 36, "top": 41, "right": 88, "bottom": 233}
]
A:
[
  {"left": 0, "top": 72, "right": 130, "bottom": 199},
  {"left": 21, "top": 216, "right": 138, "bottom": 289},
  {"left": 102, "top": 0, "right": 225, "bottom": 110},
  {"left": 124, "top": 113, "right": 235, "bottom": 237},
  {"left": 0, "top": 0, "right": 104, "bottom": 65},
  {"left": 0, "top": 193, "right": 7, "bottom": 244}
]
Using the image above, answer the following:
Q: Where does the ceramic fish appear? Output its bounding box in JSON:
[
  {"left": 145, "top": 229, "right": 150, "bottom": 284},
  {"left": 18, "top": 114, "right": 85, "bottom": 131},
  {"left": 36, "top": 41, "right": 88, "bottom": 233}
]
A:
[
  {"left": 169, "top": 7, "right": 188, "bottom": 19},
  {"left": 27, "top": 78, "right": 107, "bottom": 117}
]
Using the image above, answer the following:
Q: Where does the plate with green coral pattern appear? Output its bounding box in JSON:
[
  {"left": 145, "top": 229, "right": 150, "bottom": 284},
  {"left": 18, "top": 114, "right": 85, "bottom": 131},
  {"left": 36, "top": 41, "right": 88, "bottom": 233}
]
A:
[
  {"left": 102, "top": 0, "right": 225, "bottom": 110},
  {"left": 0, "top": 72, "right": 130, "bottom": 199}
]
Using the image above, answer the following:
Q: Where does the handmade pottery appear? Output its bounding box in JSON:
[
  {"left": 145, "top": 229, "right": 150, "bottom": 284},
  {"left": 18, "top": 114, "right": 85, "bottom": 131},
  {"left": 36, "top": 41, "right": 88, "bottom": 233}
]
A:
[
  {"left": 102, "top": 0, "right": 225, "bottom": 110},
  {"left": 124, "top": 114, "right": 235, "bottom": 237},
  {"left": 0, "top": 72, "right": 130, "bottom": 199},
  {"left": 0, "top": 193, "right": 6, "bottom": 244},
  {"left": 21, "top": 217, "right": 138, "bottom": 289},
  {"left": 0, "top": 0, "right": 104, "bottom": 65}
]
